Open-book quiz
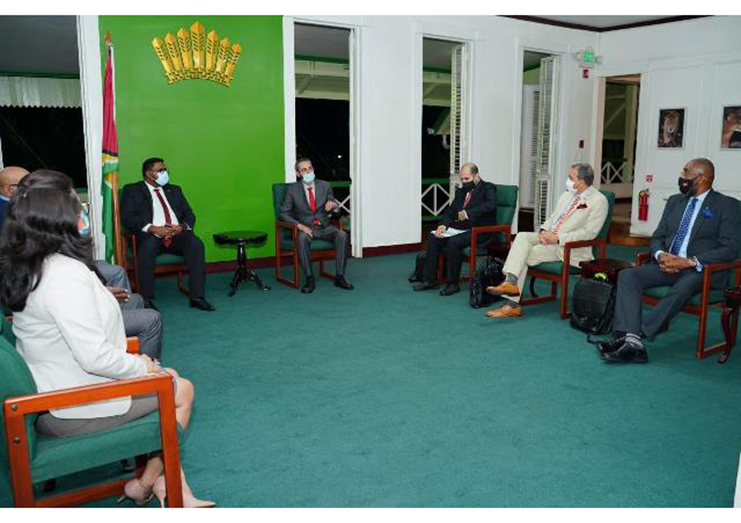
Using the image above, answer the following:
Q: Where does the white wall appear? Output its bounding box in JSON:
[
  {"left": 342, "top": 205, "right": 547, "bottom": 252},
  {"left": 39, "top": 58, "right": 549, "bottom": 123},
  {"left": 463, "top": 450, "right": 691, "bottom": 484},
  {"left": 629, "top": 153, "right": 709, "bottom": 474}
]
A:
[
  {"left": 287, "top": 16, "right": 599, "bottom": 250},
  {"left": 597, "top": 16, "right": 741, "bottom": 235}
]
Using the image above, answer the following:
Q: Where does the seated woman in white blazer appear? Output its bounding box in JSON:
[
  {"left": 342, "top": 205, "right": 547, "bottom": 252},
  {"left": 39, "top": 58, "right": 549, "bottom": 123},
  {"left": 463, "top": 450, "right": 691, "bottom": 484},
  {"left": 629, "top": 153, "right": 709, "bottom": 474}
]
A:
[{"left": 0, "top": 170, "right": 213, "bottom": 508}]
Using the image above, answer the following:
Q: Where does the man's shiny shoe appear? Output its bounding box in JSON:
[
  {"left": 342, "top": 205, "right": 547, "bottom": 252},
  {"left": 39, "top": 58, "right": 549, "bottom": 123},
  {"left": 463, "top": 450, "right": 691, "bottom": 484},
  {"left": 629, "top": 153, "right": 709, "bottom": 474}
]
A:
[
  {"left": 189, "top": 298, "right": 215, "bottom": 312},
  {"left": 301, "top": 276, "right": 316, "bottom": 294},
  {"left": 335, "top": 275, "right": 354, "bottom": 290},
  {"left": 484, "top": 304, "right": 522, "bottom": 318},
  {"left": 439, "top": 283, "right": 460, "bottom": 296},
  {"left": 596, "top": 336, "right": 626, "bottom": 354},
  {"left": 143, "top": 299, "right": 159, "bottom": 312},
  {"left": 413, "top": 281, "right": 438, "bottom": 291},
  {"left": 600, "top": 342, "right": 649, "bottom": 364},
  {"left": 486, "top": 282, "right": 520, "bottom": 297}
]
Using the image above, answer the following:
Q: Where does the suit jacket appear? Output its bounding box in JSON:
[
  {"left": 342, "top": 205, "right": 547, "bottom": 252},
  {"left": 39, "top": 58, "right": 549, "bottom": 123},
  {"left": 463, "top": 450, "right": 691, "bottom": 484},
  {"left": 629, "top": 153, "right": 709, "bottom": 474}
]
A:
[
  {"left": 13, "top": 254, "right": 147, "bottom": 419},
  {"left": 0, "top": 197, "right": 7, "bottom": 231},
  {"left": 440, "top": 180, "right": 497, "bottom": 231},
  {"left": 650, "top": 189, "right": 741, "bottom": 281},
  {"left": 120, "top": 181, "right": 197, "bottom": 235},
  {"left": 541, "top": 186, "right": 609, "bottom": 266},
  {"left": 279, "top": 180, "right": 339, "bottom": 228}
]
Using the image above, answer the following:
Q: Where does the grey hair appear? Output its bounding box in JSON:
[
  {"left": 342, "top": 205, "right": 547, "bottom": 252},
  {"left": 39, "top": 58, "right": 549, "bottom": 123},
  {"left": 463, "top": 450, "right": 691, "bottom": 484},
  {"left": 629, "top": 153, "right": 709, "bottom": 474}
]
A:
[{"left": 571, "top": 163, "right": 594, "bottom": 186}]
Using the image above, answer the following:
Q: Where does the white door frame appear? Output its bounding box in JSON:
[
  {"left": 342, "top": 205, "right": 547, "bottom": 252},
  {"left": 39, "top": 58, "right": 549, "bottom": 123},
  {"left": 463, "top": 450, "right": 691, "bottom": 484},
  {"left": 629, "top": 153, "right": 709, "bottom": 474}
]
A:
[
  {"left": 283, "top": 16, "right": 364, "bottom": 258},
  {"left": 77, "top": 15, "right": 105, "bottom": 260}
]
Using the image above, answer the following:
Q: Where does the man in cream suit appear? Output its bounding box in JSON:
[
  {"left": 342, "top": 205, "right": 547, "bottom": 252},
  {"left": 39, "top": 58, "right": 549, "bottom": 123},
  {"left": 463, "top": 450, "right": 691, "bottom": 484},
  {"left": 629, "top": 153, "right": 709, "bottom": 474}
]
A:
[{"left": 485, "top": 163, "right": 608, "bottom": 318}]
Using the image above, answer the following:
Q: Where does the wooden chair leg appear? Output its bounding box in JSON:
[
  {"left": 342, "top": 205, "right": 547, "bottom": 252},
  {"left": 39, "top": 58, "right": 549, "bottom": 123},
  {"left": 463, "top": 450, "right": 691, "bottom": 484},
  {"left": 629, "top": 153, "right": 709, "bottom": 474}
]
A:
[
  {"left": 696, "top": 301, "right": 710, "bottom": 359},
  {"left": 529, "top": 276, "right": 538, "bottom": 298},
  {"left": 177, "top": 270, "right": 188, "bottom": 295},
  {"left": 5, "top": 415, "right": 34, "bottom": 507},
  {"left": 560, "top": 270, "right": 570, "bottom": 319}
]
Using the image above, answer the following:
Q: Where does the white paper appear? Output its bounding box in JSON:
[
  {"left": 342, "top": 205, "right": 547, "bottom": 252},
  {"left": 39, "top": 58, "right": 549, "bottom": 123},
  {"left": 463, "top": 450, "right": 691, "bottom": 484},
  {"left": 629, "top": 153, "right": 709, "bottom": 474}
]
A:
[{"left": 431, "top": 227, "right": 467, "bottom": 238}]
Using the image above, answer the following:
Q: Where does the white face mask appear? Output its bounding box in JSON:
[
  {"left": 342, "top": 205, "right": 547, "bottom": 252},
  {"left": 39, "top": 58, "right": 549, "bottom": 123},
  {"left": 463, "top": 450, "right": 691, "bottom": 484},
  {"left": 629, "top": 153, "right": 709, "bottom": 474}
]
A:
[
  {"left": 566, "top": 179, "right": 576, "bottom": 193},
  {"left": 302, "top": 171, "right": 315, "bottom": 184}
]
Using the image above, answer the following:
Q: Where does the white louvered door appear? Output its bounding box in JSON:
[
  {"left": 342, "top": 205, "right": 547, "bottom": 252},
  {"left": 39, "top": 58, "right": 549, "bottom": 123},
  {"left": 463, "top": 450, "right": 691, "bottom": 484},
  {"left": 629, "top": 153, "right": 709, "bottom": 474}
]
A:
[
  {"left": 449, "top": 43, "right": 467, "bottom": 200},
  {"left": 520, "top": 84, "right": 540, "bottom": 208},
  {"left": 534, "top": 55, "right": 560, "bottom": 228}
]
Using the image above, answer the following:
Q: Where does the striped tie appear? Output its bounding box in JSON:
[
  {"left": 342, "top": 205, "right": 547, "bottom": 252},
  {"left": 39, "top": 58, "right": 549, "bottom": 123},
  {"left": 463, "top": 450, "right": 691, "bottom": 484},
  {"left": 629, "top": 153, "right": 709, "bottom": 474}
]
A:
[
  {"left": 669, "top": 197, "right": 698, "bottom": 255},
  {"left": 552, "top": 196, "right": 581, "bottom": 233}
]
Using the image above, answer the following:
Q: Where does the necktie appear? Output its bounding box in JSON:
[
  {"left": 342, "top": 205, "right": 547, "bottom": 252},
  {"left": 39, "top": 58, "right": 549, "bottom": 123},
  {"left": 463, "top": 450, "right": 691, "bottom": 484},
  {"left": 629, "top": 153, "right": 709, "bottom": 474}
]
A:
[
  {"left": 154, "top": 188, "right": 173, "bottom": 247},
  {"left": 552, "top": 196, "right": 581, "bottom": 233},
  {"left": 463, "top": 191, "right": 473, "bottom": 208},
  {"left": 670, "top": 197, "right": 698, "bottom": 255},
  {"left": 307, "top": 187, "right": 320, "bottom": 226}
]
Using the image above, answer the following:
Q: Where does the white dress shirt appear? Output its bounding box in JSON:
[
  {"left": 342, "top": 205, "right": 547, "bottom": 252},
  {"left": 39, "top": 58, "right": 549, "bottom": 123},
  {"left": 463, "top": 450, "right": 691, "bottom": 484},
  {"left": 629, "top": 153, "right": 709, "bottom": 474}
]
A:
[
  {"left": 143, "top": 182, "right": 179, "bottom": 233},
  {"left": 655, "top": 189, "right": 710, "bottom": 271},
  {"left": 301, "top": 181, "right": 316, "bottom": 209},
  {"left": 13, "top": 254, "right": 147, "bottom": 419}
]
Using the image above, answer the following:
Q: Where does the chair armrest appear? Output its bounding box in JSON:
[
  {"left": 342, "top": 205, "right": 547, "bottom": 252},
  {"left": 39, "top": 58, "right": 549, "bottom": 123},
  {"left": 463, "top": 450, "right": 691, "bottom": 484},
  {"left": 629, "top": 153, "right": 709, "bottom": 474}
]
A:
[
  {"left": 635, "top": 252, "right": 652, "bottom": 266},
  {"left": 275, "top": 220, "right": 297, "bottom": 231},
  {"left": 126, "top": 337, "right": 140, "bottom": 355},
  {"left": 3, "top": 373, "right": 174, "bottom": 418},
  {"left": 470, "top": 225, "right": 512, "bottom": 260},
  {"left": 562, "top": 238, "right": 606, "bottom": 269},
  {"left": 704, "top": 259, "right": 741, "bottom": 276}
]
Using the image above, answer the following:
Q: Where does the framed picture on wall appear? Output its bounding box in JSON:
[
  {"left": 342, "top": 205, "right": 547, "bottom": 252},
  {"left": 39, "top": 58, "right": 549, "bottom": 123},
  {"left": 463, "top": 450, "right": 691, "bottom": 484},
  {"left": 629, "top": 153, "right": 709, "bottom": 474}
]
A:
[
  {"left": 721, "top": 106, "right": 741, "bottom": 149},
  {"left": 657, "top": 108, "right": 685, "bottom": 149}
]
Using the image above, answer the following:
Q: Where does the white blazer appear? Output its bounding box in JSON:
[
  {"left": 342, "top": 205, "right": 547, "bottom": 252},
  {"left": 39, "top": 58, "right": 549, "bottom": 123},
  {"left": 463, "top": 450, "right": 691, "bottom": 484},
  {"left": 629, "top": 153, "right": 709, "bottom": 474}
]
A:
[
  {"left": 541, "top": 186, "right": 609, "bottom": 266},
  {"left": 13, "top": 254, "right": 147, "bottom": 419}
]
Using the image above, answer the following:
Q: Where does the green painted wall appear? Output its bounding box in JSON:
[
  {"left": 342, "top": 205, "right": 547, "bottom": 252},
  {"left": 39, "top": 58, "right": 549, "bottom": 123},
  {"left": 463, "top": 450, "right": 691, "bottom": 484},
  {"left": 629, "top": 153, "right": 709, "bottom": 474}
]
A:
[{"left": 98, "top": 16, "right": 284, "bottom": 261}]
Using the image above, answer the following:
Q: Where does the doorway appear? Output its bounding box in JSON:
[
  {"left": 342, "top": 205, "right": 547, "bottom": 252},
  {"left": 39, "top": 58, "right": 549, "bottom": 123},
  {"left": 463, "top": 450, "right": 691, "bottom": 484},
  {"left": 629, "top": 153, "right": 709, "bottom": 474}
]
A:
[
  {"left": 517, "top": 50, "right": 561, "bottom": 232},
  {"left": 420, "top": 37, "right": 468, "bottom": 242},
  {"left": 598, "top": 74, "right": 641, "bottom": 242}
]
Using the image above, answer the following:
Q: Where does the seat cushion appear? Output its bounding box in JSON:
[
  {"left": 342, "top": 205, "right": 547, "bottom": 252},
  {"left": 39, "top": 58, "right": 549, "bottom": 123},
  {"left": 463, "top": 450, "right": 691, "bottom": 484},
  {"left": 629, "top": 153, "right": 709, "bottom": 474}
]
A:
[
  {"left": 31, "top": 411, "right": 182, "bottom": 484},
  {"left": 155, "top": 253, "right": 186, "bottom": 266},
  {"left": 644, "top": 286, "right": 725, "bottom": 307},
  {"left": 0, "top": 334, "right": 38, "bottom": 465},
  {"left": 530, "top": 262, "right": 581, "bottom": 276}
]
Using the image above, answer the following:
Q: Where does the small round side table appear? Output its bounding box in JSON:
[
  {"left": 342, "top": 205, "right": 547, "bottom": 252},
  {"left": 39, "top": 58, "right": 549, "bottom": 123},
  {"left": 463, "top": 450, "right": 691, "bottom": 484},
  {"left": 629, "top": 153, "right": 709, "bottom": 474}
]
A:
[{"left": 213, "top": 230, "right": 271, "bottom": 296}]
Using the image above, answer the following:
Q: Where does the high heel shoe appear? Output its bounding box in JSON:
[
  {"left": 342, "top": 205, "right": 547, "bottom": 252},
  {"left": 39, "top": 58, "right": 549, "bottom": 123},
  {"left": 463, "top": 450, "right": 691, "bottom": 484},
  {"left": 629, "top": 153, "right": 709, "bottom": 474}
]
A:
[
  {"left": 117, "top": 478, "right": 154, "bottom": 506},
  {"left": 153, "top": 475, "right": 215, "bottom": 508}
]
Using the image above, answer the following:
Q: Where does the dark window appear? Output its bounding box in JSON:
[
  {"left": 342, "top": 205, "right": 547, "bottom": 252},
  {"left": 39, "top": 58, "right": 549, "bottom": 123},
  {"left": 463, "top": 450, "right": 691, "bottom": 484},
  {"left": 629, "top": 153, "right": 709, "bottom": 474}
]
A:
[{"left": 295, "top": 99, "right": 349, "bottom": 183}]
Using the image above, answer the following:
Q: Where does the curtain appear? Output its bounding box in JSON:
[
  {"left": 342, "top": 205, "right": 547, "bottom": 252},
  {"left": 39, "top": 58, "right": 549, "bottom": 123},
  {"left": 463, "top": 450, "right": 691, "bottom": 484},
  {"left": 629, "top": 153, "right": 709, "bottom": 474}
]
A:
[{"left": 0, "top": 76, "right": 81, "bottom": 108}]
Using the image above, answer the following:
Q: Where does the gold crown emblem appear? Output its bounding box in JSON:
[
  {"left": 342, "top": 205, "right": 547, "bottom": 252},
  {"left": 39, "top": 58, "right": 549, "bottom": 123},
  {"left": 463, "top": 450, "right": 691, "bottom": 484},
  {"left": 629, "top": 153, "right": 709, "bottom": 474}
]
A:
[{"left": 151, "top": 21, "right": 242, "bottom": 87}]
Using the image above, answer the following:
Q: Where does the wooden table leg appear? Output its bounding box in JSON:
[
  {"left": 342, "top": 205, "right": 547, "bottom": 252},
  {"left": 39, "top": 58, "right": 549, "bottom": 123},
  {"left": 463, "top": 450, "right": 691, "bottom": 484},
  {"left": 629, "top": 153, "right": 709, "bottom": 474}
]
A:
[{"left": 718, "top": 306, "right": 737, "bottom": 364}]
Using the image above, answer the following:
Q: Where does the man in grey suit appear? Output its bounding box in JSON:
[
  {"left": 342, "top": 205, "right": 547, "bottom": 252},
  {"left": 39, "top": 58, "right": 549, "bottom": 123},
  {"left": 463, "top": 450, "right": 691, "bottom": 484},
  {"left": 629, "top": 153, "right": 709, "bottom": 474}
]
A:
[
  {"left": 599, "top": 158, "right": 741, "bottom": 363},
  {"left": 279, "top": 158, "right": 354, "bottom": 293}
]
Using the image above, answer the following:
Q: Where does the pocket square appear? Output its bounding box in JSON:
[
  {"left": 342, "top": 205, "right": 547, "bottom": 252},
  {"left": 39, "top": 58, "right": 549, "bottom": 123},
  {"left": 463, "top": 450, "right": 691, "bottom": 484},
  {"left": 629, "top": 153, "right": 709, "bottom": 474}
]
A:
[
  {"left": 577, "top": 203, "right": 588, "bottom": 209},
  {"left": 702, "top": 208, "right": 714, "bottom": 218}
]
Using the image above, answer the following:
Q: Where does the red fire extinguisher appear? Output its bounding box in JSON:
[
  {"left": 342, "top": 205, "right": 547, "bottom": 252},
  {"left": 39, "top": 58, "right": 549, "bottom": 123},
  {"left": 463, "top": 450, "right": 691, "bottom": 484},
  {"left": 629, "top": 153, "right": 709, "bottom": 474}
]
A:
[{"left": 638, "top": 189, "right": 649, "bottom": 221}]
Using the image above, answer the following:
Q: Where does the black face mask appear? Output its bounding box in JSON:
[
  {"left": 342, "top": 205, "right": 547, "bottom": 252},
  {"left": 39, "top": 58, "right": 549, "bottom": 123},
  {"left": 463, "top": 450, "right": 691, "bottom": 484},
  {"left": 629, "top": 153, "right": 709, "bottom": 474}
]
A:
[
  {"left": 678, "top": 177, "right": 696, "bottom": 196},
  {"left": 461, "top": 181, "right": 475, "bottom": 191}
]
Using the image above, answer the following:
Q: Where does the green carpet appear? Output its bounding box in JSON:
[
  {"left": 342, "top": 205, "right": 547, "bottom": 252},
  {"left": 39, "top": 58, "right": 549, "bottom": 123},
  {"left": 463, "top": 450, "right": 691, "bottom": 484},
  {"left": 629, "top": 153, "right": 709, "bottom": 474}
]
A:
[{"left": 1, "top": 245, "right": 740, "bottom": 507}]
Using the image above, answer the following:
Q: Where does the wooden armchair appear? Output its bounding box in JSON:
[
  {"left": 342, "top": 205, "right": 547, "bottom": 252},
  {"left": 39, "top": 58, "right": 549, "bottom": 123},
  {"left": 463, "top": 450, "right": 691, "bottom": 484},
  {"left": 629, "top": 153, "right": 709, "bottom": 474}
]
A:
[
  {"left": 0, "top": 317, "right": 184, "bottom": 508},
  {"left": 634, "top": 251, "right": 741, "bottom": 359},
  {"left": 521, "top": 190, "right": 615, "bottom": 319},
  {"left": 111, "top": 175, "right": 188, "bottom": 295},
  {"left": 273, "top": 183, "right": 341, "bottom": 289}
]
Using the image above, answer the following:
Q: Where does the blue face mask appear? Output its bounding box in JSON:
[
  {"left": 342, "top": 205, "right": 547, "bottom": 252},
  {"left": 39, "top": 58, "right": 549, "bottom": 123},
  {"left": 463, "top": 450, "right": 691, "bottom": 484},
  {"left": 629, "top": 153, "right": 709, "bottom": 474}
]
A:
[
  {"left": 301, "top": 171, "right": 315, "bottom": 184},
  {"left": 155, "top": 170, "right": 169, "bottom": 186},
  {"left": 79, "top": 208, "right": 91, "bottom": 236}
]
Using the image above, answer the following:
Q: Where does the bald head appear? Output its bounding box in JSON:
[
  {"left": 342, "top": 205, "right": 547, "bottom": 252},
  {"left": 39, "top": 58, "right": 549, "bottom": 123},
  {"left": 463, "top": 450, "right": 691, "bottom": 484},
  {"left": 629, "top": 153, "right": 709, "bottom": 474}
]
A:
[
  {"left": 686, "top": 158, "right": 715, "bottom": 182},
  {"left": 459, "top": 163, "right": 480, "bottom": 185},
  {"left": 0, "top": 166, "right": 29, "bottom": 198}
]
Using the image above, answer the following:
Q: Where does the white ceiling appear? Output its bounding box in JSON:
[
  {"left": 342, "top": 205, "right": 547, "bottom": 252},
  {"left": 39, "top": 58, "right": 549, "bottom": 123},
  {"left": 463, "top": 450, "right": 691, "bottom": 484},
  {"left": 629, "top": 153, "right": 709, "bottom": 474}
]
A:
[{"left": 0, "top": 16, "right": 78, "bottom": 75}]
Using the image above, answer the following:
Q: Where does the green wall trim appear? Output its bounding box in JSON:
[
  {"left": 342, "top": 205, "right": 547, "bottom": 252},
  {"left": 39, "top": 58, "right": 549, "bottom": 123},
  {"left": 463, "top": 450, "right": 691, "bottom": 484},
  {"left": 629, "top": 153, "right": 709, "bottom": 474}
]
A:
[
  {"left": 99, "top": 15, "right": 285, "bottom": 262},
  {"left": 0, "top": 71, "right": 80, "bottom": 79}
]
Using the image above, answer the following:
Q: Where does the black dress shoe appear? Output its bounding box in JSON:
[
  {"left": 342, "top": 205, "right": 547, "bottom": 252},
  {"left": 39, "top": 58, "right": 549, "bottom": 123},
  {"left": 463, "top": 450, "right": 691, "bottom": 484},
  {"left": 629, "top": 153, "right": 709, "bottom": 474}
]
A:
[
  {"left": 596, "top": 336, "right": 626, "bottom": 354},
  {"left": 189, "top": 298, "right": 215, "bottom": 311},
  {"left": 600, "top": 342, "right": 649, "bottom": 364},
  {"left": 301, "top": 277, "right": 316, "bottom": 294},
  {"left": 439, "top": 283, "right": 460, "bottom": 296},
  {"left": 143, "top": 299, "right": 159, "bottom": 312},
  {"left": 413, "top": 281, "right": 438, "bottom": 291},
  {"left": 334, "top": 276, "right": 354, "bottom": 290}
]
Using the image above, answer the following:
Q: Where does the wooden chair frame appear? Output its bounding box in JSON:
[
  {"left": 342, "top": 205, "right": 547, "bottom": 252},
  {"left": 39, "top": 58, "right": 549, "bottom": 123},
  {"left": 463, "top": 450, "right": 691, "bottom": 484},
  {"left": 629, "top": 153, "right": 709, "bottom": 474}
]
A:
[
  {"left": 436, "top": 225, "right": 514, "bottom": 284},
  {"left": 634, "top": 252, "right": 741, "bottom": 359},
  {"left": 274, "top": 220, "right": 342, "bottom": 289},
  {"left": 520, "top": 237, "right": 608, "bottom": 319}
]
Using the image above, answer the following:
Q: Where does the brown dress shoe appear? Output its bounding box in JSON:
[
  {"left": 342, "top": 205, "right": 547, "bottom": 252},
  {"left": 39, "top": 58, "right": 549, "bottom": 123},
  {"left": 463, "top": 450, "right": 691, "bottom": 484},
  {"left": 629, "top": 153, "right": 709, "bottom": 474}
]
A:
[
  {"left": 486, "top": 281, "right": 521, "bottom": 297},
  {"left": 485, "top": 304, "right": 523, "bottom": 318}
]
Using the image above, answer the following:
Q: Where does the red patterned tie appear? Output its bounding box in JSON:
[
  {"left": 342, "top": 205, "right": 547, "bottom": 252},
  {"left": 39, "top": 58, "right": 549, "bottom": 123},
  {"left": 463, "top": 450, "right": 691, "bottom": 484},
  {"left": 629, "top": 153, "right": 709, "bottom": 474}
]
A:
[
  {"left": 463, "top": 191, "right": 473, "bottom": 208},
  {"left": 308, "top": 187, "right": 320, "bottom": 226},
  {"left": 154, "top": 188, "right": 173, "bottom": 247},
  {"left": 552, "top": 196, "right": 580, "bottom": 234}
]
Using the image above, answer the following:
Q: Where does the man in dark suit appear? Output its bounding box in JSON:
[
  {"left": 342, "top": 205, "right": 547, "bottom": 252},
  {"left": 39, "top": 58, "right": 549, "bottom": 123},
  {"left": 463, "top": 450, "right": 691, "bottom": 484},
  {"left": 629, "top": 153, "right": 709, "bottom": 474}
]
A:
[
  {"left": 599, "top": 158, "right": 741, "bottom": 363},
  {"left": 413, "top": 162, "right": 497, "bottom": 296},
  {"left": 120, "top": 157, "right": 214, "bottom": 311},
  {"left": 0, "top": 166, "right": 29, "bottom": 230},
  {"left": 279, "top": 157, "right": 353, "bottom": 294}
]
